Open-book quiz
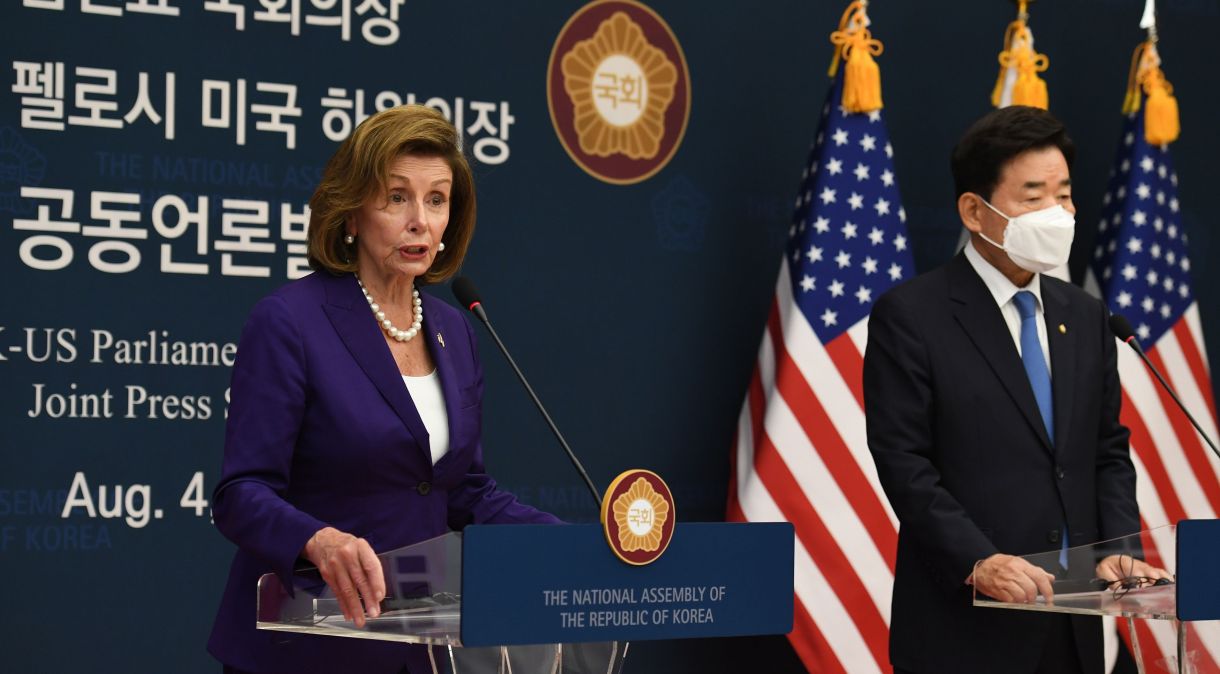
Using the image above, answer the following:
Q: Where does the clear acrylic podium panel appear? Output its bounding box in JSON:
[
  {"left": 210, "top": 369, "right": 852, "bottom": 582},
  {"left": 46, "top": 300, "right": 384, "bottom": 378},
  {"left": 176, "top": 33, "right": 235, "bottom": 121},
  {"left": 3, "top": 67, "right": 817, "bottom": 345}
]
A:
[
  {"left": 256, "top": 532, "right": 626, "bottom": 674},
  {"left": 973, "top": 524, "right": 1218, "bottom": 674}
]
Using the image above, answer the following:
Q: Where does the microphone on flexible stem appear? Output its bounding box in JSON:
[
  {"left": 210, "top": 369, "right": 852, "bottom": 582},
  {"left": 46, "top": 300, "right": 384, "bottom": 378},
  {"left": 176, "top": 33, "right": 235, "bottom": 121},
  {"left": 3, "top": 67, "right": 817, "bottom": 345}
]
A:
[
  {"left": 451, "top": 276, "right": 603, "bottom": 509},
  {"left": 1109, "top": 313, "right": 1220, "bottom": 461}
]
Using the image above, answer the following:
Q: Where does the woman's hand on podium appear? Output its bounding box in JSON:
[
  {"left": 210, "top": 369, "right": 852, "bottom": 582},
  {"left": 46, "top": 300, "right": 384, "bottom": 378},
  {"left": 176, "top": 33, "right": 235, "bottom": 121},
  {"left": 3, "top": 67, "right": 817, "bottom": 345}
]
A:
[
  {"left": 303, "top": 527, "right": 386, "bottom": 627},
  {"left": 970, "top": 553, "right": 1056, "bottom": 604}
]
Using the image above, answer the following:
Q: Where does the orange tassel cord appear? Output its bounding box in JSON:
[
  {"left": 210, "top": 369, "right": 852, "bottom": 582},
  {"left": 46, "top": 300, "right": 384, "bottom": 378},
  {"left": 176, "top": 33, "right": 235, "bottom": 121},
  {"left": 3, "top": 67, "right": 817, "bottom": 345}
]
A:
[
  {"left": 991, "top": 0, "right": 1050, "bottom": 109},
  {"left": 828, "top": 1, "right": 884, "bottom": 114},
  {"left": 1124, "top": 40, "right": 1180, "bottom": 145}
]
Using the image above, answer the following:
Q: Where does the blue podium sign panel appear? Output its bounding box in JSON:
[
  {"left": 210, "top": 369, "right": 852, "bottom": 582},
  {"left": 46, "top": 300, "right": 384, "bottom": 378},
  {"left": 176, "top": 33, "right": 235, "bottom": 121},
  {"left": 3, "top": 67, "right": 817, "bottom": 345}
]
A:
[
  {"left": 1176, "top": 519, "right": 1220, "bottom": 622},
  {"left": 460, "top": 522, "right": 794, "bottom": 647}
]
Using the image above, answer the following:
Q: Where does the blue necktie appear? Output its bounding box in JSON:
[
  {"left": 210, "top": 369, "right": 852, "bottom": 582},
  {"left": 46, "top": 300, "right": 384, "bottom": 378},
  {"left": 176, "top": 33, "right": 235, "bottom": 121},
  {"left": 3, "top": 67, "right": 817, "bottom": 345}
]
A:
[
  {"left": 1012, "top": 291, "right": 1068, "bottom": 568},
  {"left": 1013, "top": 291, "right": 1053, "bottom": 440}
]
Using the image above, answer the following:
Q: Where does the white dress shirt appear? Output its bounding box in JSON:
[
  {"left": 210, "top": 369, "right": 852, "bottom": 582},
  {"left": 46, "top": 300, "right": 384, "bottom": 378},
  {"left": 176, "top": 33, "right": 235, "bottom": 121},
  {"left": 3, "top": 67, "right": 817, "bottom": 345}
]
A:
[{"left": 963, "top": 240, "right": 1052, "bottom": 375}]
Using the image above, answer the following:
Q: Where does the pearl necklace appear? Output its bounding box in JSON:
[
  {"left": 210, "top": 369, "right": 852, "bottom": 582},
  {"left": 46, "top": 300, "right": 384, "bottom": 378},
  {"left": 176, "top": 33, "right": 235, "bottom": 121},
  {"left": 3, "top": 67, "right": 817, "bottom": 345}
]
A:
[{"left": 356, "top": 275, "right": 423, "bottom": 342}]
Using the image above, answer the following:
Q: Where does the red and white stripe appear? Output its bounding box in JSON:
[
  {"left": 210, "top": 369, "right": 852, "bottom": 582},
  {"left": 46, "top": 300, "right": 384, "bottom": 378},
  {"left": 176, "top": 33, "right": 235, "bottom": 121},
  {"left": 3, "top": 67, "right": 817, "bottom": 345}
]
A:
[
  {"left": 727, "top": 258, "right": 896, "bottom": 673},
  {"left": 1113, "top": 303, "right": 1220, "bottom": 672}
]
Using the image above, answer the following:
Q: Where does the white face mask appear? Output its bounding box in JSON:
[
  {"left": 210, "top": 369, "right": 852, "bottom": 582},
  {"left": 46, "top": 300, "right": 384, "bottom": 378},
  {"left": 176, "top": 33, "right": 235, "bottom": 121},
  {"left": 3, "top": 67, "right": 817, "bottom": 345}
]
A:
[{"left": 976, "top": 199, "right": 1076, "bottom": 274}]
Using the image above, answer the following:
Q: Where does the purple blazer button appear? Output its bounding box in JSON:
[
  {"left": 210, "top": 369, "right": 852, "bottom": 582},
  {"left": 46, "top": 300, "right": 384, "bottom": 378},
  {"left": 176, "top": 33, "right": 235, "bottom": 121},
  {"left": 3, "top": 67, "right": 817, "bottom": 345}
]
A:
[{"left": 417, "top": 482, "right": 432, "bottom": 495}]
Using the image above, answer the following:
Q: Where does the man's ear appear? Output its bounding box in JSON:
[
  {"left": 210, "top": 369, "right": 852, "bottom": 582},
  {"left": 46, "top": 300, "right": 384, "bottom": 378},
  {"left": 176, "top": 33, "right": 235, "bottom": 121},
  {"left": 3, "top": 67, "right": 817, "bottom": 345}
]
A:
[{"left": 959, "top": 193, "right": 984, "bottom": 235}]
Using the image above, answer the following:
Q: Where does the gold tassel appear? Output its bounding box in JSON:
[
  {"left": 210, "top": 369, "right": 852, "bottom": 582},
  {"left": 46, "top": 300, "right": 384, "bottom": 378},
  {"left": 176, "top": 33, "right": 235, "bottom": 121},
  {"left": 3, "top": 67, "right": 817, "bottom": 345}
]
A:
[
  {"left": 1121, "top": 43, "right": 1146, "bottom": 115},
  {"left": 828, "top": 1, "right": 885, "bottom": 113},
  {"left": 990, "top": 71, "right": 1005, "bottom": 108},
  {"left": 844, "top": 41, "right": 883, "bottom": 111},
  {"left": 992, "top": 3, "right": 1050, "bottom": 110},
  {"left": 1010, "top": 49, "right": 1050, "bottom": 109},
  {"left": 1130, "top": 42, "right": 1180, "bottom": 145},
  {"left": 1144, "top": 76, "right": 1180, "bottom": 145},
  {"left": 991, "top": 21, "right": 1019, "bottom": 107}
]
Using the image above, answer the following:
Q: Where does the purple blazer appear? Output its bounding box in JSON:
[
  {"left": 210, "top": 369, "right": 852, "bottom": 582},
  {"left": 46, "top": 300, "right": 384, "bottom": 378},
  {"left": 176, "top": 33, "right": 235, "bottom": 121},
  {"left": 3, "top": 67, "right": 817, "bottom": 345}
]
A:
[{"left": 208, "top": 271, "right": 559, "bottom": 672}]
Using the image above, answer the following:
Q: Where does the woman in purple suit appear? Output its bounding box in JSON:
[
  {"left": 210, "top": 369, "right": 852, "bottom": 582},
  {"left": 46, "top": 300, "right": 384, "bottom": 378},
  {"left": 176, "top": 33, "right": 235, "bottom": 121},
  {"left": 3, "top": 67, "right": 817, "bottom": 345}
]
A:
[{"left": 208, "top": 105, "right": 560, "bottom": 673}]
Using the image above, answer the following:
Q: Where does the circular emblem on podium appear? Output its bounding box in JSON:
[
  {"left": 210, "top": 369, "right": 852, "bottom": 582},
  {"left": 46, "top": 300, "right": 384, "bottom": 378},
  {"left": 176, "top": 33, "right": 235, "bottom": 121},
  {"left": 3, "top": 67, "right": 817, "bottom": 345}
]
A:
[
  {"left": 547, "top": 0, "right": 691, "bottom": 185},
  {"left": 601, "top": 469, "right": 675, "bottom": 565}
]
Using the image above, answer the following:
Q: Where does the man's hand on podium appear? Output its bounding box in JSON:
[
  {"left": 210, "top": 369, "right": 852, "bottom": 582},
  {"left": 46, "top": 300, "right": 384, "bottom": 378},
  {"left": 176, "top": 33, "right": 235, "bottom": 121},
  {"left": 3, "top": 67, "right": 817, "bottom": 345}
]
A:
[
  {"left": 1095, "top": 554, "right": 1174, "bottom": 589},
  {"left": 303, "top": 526, "right": 386, "bottom": 627},
  {"left": 970, "top": 553, "right": 1057, "bottom": 604}
]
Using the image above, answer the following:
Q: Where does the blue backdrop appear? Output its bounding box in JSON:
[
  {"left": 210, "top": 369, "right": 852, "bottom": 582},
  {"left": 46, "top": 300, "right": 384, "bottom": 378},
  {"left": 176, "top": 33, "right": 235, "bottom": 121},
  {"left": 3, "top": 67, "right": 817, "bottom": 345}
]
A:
[{"left": 3, "top": 0, "right": 1218, "bottom": 671}]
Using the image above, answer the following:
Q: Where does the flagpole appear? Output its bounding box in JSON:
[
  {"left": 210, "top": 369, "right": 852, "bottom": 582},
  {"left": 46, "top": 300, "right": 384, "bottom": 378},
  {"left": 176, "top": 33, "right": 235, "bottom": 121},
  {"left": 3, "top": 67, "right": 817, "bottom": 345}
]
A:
[
  {"left": 1142, "top": 0, "right": 1159, "bottom": 58},
  {"left": 1009, "top": 0, "right": 1033, "bottom": 22}
]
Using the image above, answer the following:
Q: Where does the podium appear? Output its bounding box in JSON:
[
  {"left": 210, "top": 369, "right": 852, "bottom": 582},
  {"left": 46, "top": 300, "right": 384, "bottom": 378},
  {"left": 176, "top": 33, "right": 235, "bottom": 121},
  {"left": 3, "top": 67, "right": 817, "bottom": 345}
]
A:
[
  {"left": 973, "top": 520, "right": 1220, "bottom": 674},
  {"left": 257, "top": 522, "right": 794, "bottom": 673}
]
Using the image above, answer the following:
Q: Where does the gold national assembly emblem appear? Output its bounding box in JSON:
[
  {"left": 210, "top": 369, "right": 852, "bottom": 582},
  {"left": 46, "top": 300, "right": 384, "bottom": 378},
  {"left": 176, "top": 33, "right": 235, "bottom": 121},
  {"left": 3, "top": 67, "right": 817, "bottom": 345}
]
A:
[
  {"left": 547, "top": 0, "right": 691, "bottom": 185},
  {"left": 601, "top": 469, "right": 676, "bottom": 565}
]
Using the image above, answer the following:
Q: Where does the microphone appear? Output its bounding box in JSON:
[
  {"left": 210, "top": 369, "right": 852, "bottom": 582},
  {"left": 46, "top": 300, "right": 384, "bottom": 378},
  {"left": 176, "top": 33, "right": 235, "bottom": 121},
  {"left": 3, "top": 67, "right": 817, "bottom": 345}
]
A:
[
  {"left": 1109, "top": 314, "right": 1220, "bottom": 460},
  {"left": 451, "top": 276, "right": 602, "bottom": 508},
  {"left": 452, "top": 276, "right": 488, "bottom": 323}
]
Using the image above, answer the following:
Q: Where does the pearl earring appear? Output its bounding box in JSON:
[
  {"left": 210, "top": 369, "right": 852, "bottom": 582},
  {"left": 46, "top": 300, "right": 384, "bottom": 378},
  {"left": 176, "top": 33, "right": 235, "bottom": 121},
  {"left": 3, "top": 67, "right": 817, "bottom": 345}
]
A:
[
  {"left": 344, "top": 234, "right": 355, "bottom": 244},
  {"left": 438, "top": 242, "right": 446, "bottom": 252}
]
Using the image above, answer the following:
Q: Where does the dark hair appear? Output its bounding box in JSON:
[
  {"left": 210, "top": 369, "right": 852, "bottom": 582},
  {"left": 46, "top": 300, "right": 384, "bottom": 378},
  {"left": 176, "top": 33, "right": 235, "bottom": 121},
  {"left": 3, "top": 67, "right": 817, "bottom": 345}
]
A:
[
  {"left": 307, "top": 104, "right": 476, "bottom": 283},
  {"left": 950, "top": 106, "right": 1075, "bottom": 200}
]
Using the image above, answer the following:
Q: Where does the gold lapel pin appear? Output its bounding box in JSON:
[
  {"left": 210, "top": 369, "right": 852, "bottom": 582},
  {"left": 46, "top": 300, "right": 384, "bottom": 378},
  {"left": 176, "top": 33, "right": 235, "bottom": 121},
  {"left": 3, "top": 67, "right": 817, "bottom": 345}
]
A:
[
  {"left": 1058, "top": 324, "right": 1067, "bottom": 334},
  {"left": 436, "top": 332, "right": 446, "bottom": 348}
]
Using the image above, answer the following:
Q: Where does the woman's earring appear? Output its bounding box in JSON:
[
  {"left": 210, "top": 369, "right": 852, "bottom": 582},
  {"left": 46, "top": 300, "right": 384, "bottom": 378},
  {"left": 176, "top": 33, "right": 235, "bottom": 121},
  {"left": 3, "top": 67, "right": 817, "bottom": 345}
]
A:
[
  {"left": 438, "top": 242, "right": 446, "bottom": 252},
  {"left": 344, "top": 234, "right": 355, "bottom": 245}
]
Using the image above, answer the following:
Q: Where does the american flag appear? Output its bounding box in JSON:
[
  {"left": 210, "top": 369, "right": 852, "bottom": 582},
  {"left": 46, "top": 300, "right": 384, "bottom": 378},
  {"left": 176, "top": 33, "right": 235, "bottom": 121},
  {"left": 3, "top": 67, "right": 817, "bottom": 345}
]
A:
[
  {"left": 726, "top": 73, "right": 912, "bottom": 674},
  {"left": 1090, "top": 107, "right": 1220, "bottom": 670}
]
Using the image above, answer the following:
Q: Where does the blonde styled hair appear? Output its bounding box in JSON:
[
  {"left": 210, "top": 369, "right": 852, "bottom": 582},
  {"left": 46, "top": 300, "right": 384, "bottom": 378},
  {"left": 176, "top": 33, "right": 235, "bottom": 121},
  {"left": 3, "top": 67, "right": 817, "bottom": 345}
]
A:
[{"left": 307, "top": 104, "right": 476, "bottom": 283}]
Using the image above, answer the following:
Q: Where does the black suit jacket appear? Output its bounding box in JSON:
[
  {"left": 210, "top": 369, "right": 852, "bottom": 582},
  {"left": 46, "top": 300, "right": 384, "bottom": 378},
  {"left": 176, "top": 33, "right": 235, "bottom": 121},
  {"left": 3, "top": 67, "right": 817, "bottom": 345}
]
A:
[{"left": 863, "top": 252, "right": 1140, "bottom": 674}]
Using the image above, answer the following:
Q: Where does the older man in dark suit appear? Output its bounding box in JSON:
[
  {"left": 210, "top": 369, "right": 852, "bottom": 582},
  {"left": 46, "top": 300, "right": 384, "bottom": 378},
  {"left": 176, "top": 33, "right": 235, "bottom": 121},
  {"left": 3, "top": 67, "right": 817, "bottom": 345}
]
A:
[{"left": 864, "top": 106, "right": 1168, "bottom": 674}]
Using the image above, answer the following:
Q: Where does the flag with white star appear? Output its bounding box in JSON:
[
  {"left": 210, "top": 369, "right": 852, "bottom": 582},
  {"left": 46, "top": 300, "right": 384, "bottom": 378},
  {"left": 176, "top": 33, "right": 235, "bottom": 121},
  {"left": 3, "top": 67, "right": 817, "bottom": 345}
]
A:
[
  {"left": 1093, "top": 117, "right": 1192, "bottom": 345},
  {"left": 1090, "top": 103, "right": 1220, "bottom": 669},
  {"left": 727, "top": 71, "right": 913, "bottom": 674},
  {"left": 785, "top": 83, "right": 914, "bottom": 344}
]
